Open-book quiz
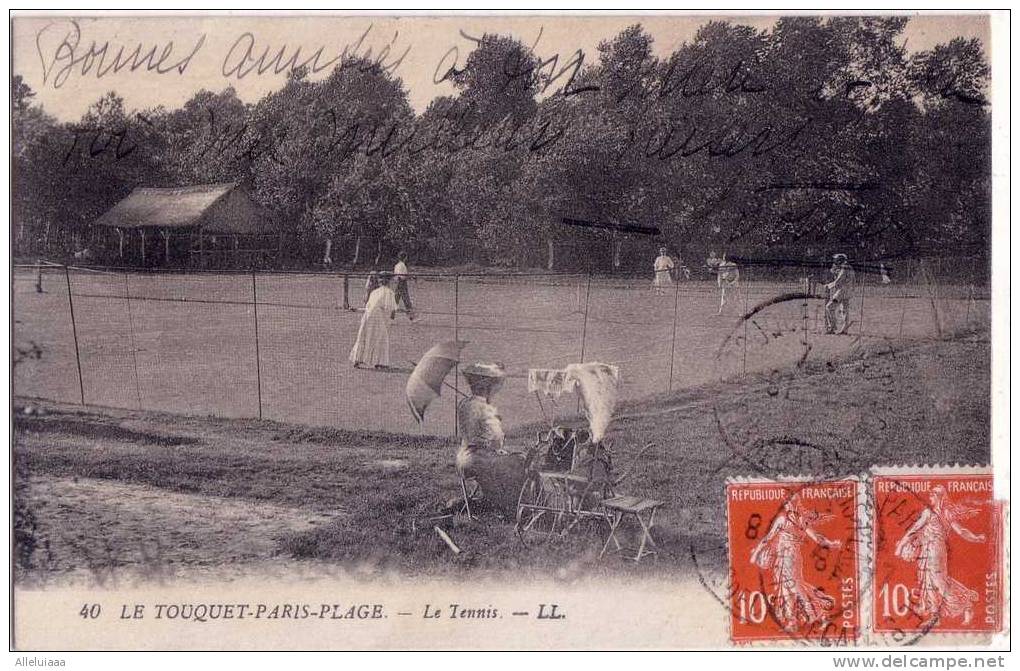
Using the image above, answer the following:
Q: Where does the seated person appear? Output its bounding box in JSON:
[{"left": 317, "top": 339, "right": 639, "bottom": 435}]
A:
[{"left": 456, "top": 363, "right": 525, "bottom": 515}]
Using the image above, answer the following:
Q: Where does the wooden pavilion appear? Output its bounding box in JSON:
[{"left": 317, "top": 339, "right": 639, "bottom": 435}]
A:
[{"left": 95, "top": 182, "right": 279, "bottom": 267}]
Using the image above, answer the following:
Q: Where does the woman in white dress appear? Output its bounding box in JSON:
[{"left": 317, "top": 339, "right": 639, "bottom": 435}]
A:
[
  {"left": 350, "top": 272, "right": 398, "bottom": 369},
  {"left": 652, "top": 246, "right": 675, "bottom": 295},
  {"left": 717, "top": 253, "right": 740, "bottom": 315}
]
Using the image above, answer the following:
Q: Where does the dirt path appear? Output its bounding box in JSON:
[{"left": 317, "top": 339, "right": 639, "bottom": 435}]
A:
[{"left": 19, "top": 474, "right": 336, "bottom": 575}]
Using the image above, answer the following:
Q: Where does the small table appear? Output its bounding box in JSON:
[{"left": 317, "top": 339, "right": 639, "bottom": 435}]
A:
[{"left": 599, "top": 495, "right": 664, "bottom": 562}]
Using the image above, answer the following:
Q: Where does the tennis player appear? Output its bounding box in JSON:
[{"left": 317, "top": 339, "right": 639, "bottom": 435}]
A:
[
  {"left": 716, "top": 253, "right": 739, "bottom": 315},
  {"left": 652, "top": 247, "right": 675, "bottom": 296}
]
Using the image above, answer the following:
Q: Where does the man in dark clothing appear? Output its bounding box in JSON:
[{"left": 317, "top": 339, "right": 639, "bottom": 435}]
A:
[{"left": 393, "top": 251, "right": 416, "bottom": 320}]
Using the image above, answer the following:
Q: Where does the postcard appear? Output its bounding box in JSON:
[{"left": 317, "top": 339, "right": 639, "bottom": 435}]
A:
[{"left": 10, "top": 11, "right": 1008, "bottom": 652}]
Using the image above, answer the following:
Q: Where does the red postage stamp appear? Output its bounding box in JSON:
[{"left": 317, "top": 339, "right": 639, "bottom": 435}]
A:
[
  {"left": 727, "top": 479, "right": 860, "bottom": 644},
  {"left": 872, "top": 471, "right": 1003, "bottom": 635}
]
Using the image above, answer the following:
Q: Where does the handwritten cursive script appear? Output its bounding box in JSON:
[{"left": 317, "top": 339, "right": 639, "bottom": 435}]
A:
[
  {"left": 221, "top": 25, "right": 410, "bottom": 80},
  {"left": 35, "top": 19, "right": 205, "bottom": 89}
]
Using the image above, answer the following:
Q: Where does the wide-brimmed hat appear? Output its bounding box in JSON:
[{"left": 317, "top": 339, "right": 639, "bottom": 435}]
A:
[
  {"left": 462, "top": 362, "right": 506, "bottom": 379},
  {"left": 832, "top": 253, "right": 848, "bottom": 262},
  {"left": 462, "top": 363, "right": 506, "bottom": 396}
]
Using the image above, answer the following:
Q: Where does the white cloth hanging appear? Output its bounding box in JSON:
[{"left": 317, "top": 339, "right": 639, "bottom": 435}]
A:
[
  {"left": 565, "top": 362, "right": 620, "bottom": 443},
  {"left": 527, "top": 362, "right": 620, "bottom": 442},
  {"left": 527, "top": 368, "right": 575, "bottom": 397}
]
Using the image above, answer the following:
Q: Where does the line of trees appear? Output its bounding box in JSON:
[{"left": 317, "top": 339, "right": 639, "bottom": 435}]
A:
[{"left": 12, "top": 18, "right": 991, "bottom": 272}]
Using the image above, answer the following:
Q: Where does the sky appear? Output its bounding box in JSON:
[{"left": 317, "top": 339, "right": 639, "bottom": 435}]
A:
[{"left": 12, "top": 13, "right": 991, "bottom": 122}]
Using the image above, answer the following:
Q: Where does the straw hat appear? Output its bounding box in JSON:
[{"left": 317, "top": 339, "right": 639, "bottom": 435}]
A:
[
  {"left": 832, "top": 253, "right": 848, "bottom": 262},
  {"left": 462, "top": 362, "right": 506, "bottom": 379},
  {"left": 462, "top": 362, "right": 506, "bottom": 395}
]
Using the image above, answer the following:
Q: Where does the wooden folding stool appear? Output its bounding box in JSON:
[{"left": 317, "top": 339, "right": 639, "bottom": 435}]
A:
[{"left": 599, "top": 495, "right": 664, "bottom": 562}]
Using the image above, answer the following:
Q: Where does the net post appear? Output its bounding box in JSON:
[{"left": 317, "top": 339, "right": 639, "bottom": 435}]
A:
[
  {"left": 897, "top": 259, "right": 909, "bottom": 339},
  {"left": 668, "top": 274, "right": 681, "bottom": 392},
  {"left": 251, "top": 270, "right": 264, "bottom": 420},
  {"left": 858, "top": 272, "right": 867, "bottom": 337},
  {"left": 801, "top": 271, "right": 810, "bottom": 351},
  {"left": 813, "top": 275, "right": 821, "bottom": 334},
  {"left": 966, "top": 283, "right": 975, "bottom": 325},
  {"left": 453, "top": 274, "right": 460, "bottom": 438},
  {"left": 922, "top": 258, "right": 943, "bottom": 340},
  {"left": 123, "top": 271, "right": 143, "bottom": 410},
  {"left": 579, "top": 272, "right": 592, "bottom": 363},
  {"left": 35, "top": 262, "right": 43, "bottom": 293},
  {"left": 63, "top": 265, "right": 86, "bottom": 405},
  {"left": 577, "top": 272, "right": 592, "bottom": 415},
  {"left": 742, "top": 273, "right": 750, "bottom": 374}
]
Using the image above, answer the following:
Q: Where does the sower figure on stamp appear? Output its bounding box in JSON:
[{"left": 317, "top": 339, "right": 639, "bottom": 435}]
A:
[
  {"left": 750, "top": 494, "right": 842, "bottom": 633},
  {"left": 895, "top": 485, "right": 985, "bottom": 627},
  {"left": 824, "top": 253, "right": 855, "bottom": 334},
  {"left": 456, "top": 363, "right": 526, "bottom": 518}
]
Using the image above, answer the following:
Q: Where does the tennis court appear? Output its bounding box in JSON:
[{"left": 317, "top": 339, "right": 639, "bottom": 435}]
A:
[{"left": 12, "top": 265, "right": 989, "bottom": 436}]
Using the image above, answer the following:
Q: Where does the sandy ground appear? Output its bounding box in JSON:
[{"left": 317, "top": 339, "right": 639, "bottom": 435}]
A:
[{"left": 19, "top": 474, "right": 335, "bottom": 575}]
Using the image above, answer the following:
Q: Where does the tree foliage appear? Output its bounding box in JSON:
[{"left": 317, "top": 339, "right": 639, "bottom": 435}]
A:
[{"left": 12, "top": 18, "right": 991, "bottom": 269}]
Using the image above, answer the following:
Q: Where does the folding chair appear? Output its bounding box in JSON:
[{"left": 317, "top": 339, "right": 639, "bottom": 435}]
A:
[{"left": 599, "top": 496, "right": 664, "bottom": 562}]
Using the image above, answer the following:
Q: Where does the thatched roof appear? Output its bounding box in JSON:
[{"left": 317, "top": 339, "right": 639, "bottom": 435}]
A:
[{"left": 95, "top": 182, "right": 275, "bottom": 234}]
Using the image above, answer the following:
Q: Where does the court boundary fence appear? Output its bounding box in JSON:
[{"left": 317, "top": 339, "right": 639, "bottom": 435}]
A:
[{"left": 13, "top": 259, "right": 990, "bottom": 436}]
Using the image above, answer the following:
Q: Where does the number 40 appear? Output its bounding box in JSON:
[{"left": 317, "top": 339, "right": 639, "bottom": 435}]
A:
[{"left": 79, "top": 603, "right": 101, "bottom": 619}]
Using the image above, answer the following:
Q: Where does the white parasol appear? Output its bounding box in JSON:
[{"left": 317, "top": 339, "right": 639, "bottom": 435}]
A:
[{"left": 406, "top": 340, "right": 468, "bottom": 423}]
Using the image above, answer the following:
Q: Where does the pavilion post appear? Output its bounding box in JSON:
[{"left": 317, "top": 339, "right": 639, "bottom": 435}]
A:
[
  {"left": 161, "top": 229, "right": 172, "bottom": 265},
  {"left": 234, "top": 235, "right": 240, "bottom": 267},
  {"left": 140, "top": 229, "right": 146, "bottom": 265},
  {"left": 117, "top": 228, "right": 125, "bottom": 259}
]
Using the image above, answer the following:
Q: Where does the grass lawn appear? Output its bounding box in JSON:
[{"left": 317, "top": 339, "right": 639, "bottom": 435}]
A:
[{"left": 14, "top": 332, "right": 990, "bottom": 584}]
